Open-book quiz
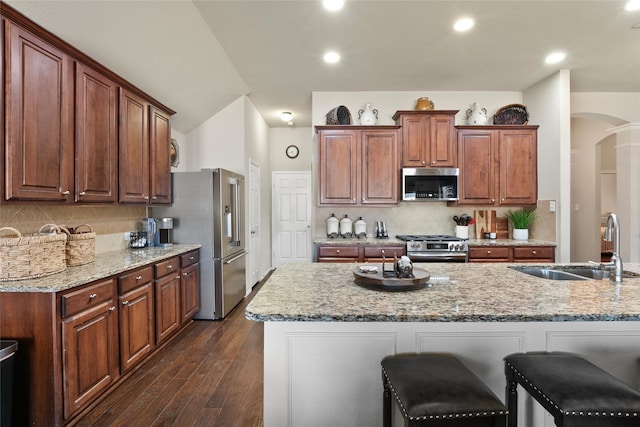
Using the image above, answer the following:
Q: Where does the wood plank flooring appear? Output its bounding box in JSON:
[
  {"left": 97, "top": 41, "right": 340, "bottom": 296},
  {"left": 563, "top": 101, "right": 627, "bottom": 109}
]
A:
[{"left": 77, "top": 281, "right": 265, "bottom": 427}]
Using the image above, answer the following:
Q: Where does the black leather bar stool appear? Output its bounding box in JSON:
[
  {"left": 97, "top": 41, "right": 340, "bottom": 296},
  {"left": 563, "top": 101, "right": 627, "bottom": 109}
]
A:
[
  {"left": 504, "top": 351, "right": 640, "bottom": 427},
  {"left": 382, "top": 353, "right": 508, "bottom": 426}
]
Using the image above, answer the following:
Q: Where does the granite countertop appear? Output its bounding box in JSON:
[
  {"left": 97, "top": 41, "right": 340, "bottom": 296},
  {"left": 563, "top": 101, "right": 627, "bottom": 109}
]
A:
[
  {"left": 0, "top": 244, "right": 201, "bottom": 293},
  {"left": 314, "top": 237, "right": 556, "bottom": 247},
  {"left": 246, "top": 262, "right": 640, "bottom": 323}
]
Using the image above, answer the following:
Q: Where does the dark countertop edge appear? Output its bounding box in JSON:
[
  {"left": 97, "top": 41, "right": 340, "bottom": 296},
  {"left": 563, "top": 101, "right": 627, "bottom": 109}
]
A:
[{"left": 245, "top": 312, "right": 640, "bottom": 323}]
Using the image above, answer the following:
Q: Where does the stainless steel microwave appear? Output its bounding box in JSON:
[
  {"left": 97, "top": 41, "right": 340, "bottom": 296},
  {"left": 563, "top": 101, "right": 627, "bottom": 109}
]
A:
[{"left": 402, "top": 168, "right": 459, "bottom": 201}]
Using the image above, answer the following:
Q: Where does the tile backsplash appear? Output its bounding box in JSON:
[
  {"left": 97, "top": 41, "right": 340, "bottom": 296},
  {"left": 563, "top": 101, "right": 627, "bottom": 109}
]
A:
[{"left": 0, "top": 205, "right": 146, "bottom": 253}]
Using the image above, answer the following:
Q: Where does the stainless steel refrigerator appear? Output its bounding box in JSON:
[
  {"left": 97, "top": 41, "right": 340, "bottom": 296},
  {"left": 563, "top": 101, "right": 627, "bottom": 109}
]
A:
[{"left": 152, "top": 169, "right": 246, "bottom": 319}]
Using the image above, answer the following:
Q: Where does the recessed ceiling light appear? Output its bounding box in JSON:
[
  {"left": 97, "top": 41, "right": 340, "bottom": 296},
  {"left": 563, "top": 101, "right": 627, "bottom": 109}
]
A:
[
  {"left": 454, "top": 17, "right": 475, "bottom": 32},
  {"left": 323, "top": 0, "right": 344, "bottom": 11},
  {"left": 545, "top": 52, "right": 566, "bottom": 64},
  {"left": 323, "top": 51, "right": 340, "bottom": 64},
  {"left": 625, "top": 1, "right": 640, "bottom": 12},
  {"left": 281, "top": 112, "right": 293, "bottom": 122}
]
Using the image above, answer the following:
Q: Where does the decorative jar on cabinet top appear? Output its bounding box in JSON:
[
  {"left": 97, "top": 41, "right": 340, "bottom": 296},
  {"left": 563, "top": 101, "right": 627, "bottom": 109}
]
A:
[
  {"left": 415, "top": 97, "right": 435, "bottom": 110},
  {"left": 466, "top": 102, "right": 488, "bottom": 125},
  {"left": 358, "top": 103, "right": 378, "bottom": 125}
]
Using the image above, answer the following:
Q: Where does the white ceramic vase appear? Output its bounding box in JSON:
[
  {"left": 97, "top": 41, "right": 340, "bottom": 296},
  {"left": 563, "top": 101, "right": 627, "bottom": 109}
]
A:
[
  {"left": 358, "top": 103, "right": 378, "bottom": 125},
  {"left": 466, "top": 102, "right": 488, "bottom": 125},
  {"left": 512, "top": 228, "right": 529, "bottom": 240}
]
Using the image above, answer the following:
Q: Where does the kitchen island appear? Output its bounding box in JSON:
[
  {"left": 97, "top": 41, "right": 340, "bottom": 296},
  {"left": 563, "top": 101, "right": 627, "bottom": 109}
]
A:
[{"left": 246, "top": 262, "right": 640, "bottom": 427}]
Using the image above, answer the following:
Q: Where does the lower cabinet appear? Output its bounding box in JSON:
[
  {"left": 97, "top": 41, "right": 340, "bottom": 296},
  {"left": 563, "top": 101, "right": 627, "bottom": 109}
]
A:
[
  {"left": 468, "top": 245, "right": 555, "bottom": 263},
  {"left": 118, "top": 266, "right": 155, "bottom": 372},
  {"left": 180, "top": 250, "right": 200, "bottom": 323},
  {"left": 154, "top": 256, "right": 182, "bottom": 345},
  {"left": 60, "top": 278, "right": 119, "bottom": 419},
  {"left": 315, "top": 244, "right": 406, "bottom": 262}
]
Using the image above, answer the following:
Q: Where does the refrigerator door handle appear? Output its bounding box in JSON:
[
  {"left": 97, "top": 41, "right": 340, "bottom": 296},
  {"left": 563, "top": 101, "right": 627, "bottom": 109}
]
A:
[
  {"left": 223, "top": 251, "right": 247, "bottom": 265},
  {"left": 230, "top": 179, "right": 240, "bottom": 245}
]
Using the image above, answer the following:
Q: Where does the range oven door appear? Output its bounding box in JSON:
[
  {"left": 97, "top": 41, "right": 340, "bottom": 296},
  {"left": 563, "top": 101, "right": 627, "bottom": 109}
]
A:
[{"left": 408, "top": 252, "right": 468, "bottom": 263}]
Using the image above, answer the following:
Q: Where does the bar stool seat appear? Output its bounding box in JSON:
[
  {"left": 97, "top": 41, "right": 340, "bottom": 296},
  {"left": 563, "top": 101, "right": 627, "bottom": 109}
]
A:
[
  {"left": 382, "top": 353, "right": 507, "bottom": 426},
  {"left": 504, "top": 351, "right": 640, "bottom": 427}
]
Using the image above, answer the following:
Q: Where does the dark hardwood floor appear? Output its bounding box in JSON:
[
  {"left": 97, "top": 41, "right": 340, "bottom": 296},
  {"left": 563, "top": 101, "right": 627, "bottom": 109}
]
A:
[{"left": 77, "top": 282, "right": 265, "bottom": 427}]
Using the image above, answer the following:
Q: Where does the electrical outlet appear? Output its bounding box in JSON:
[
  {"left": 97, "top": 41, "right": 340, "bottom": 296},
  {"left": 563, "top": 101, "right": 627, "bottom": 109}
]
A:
[
  {"left": 549, "top": 201, "right": 556, "bottom": 212},
  {"left": 124, "top": 232, "right": 131, "bottom": 241}
]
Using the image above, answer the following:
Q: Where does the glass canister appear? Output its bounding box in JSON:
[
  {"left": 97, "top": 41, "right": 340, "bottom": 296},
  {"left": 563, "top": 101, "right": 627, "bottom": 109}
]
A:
[{"left": 326, "top": 213, "right": 339, "bottom": 238}]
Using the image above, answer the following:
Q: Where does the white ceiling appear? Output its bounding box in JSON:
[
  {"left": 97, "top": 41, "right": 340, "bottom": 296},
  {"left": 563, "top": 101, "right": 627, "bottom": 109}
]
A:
[{"left": 6, "top": 1, "right": 640, "bottom": 131}]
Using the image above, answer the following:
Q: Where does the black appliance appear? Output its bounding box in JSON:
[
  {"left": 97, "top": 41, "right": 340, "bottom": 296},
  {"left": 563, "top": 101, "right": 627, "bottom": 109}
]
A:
[{"left": 396, "top": 235, "right": 468, "bottom": 263}]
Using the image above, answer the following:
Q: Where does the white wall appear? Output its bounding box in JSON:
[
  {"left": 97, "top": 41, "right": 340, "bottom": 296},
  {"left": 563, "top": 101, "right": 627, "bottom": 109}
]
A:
[
  {"left": 270, "top": 127, "right": 313, "bottom": 172},
  {"left": 524, "top": 70, "right": 571, "bottom": 262}
]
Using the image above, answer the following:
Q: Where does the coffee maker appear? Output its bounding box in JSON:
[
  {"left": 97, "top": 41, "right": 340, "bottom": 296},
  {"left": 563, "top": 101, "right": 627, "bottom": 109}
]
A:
[{"left": 155, "top": 217, "right": 174, "bottom": 247}]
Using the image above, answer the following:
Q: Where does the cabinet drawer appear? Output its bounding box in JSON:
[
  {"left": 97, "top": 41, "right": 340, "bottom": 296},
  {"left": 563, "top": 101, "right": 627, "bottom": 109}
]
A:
[
  {"left": 363, "top": 246, "right": 405, "bottom": 259},
  {"left": 155, "top": 256, "right": 180, "bottom": 279},
  {"left": 61, "top": 278, "right": 115, "bottom": 318},
  {"left": 469, "top": 247, "right": 510, "bottom": 260},
  {"left": 118, "top": 266, "right": 153, "bottom": 294},
  {"left": 317, "top": 246, "right": 360, "bottom": 258},
  {"left": 180, "top": 250, "right": 199, "bottom": 268},
  {"left": 513, "top": 246, "right": 554, "bottom": 261}
]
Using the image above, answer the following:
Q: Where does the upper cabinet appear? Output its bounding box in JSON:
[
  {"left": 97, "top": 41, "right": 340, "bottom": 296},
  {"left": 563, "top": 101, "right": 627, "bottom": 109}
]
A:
[
  {"left": 1, "top": 5, "right": 175, "bottom": 205},
  {"left": 317, "top": 126, "right": 400, "bottom": 205},
  {"left": 75, "top": 63, "right": 118, "bottom": 203},
  {"left": 457, "top": 126, "right": 538, "bottom": 206},
  {"left": 393, "top": 111, "right": 458, "bottom": 168},
  {"left": 4, "top": 21, "right": 74, "bottom": 202}
]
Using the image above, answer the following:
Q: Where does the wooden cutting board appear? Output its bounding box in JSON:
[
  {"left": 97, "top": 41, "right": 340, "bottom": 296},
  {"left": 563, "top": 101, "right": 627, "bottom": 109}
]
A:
[
  {"left": 496, "top": 217, "right": 509, "bottom": 239},
  {"left": 474, "top": 210, "right": 497, "bottom": 238}
]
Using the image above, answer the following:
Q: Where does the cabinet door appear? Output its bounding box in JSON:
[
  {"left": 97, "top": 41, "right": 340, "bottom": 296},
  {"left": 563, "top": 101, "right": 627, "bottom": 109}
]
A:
[
  {"left": 119, "top": 282, "right": 155, "bottom": 372},
  {"left": 498, "top": 129, "right": 538, "bottom": 206},
  {"left": 119, "top": 89, "right": 149, "bottom": 203},
  {"left": 61, "top": 297, "right": 118, "bottom": 419},
  {"left": 155, "top": 273, "right": 181, "bottom": 344},
  {"left": 429, "top": 114, "right": 456, "bottom": 167},
  {"left": 149, "top": 106, "right": 172, "bottom": 204},
  {"left": 361, "top": 129, "right": 398, "bottom": 204},
  {"left": 5, "top": 21, "right": 73, "bottom": 201},
  {"left": 75, "top": 63, "right": 118, "bottom": 203},
  {"left": 181, "top": 263, "right": 200, "bottom": 323},
  {"left": 400, "top": 115, "right": 428, "bottom": 167},
  {"left": 457, "top": 130, "right": 496, "bottom": 205},
  {"left": 318, "top": 130, "right": 359, "bottom": 204}
]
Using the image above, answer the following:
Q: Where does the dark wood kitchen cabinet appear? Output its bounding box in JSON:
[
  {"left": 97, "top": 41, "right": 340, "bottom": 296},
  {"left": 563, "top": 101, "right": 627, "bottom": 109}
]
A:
[
  {"left": 75, "top": 62, "right": 118, "bottom": 203},
  {"left": 180, "top": 250, "right": 200, "bottom": 323},
  {"left": 118, "top": 266, "right": 155, "bottom": 372},
  {"left": 60, "top": 278, "right": 119, "bottom": 419},
  {"left": 154, "top": 256, "right": 181, "bottom": 344},
  {"left": 457, "top": 126, "right": 538, "bottom": 206},
  {"left": 4, "top": 20, "right": 74, "bottom": 202},
  {"left": 315, "top": 243, "right": 406, "bottom": 262},
  {"left": 393, "top": 110, "right": 458, "bottom": 168},
  {"left": 468, "top": 245, "right": 555, "bottom": 262},
  {"left": 119, "top": 90, "right": 173, "bottom": 204},
  {"left": 362, "top": 245, "right": 405, "bottom": 263},
  {"left": 316, "top": 126, "right": 400, "bottom": 205}
]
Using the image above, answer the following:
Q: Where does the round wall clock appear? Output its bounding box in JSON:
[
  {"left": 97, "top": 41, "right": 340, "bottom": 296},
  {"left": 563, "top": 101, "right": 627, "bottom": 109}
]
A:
[{"left": 286, "top": 144, "right": 299, "bottom": 159}]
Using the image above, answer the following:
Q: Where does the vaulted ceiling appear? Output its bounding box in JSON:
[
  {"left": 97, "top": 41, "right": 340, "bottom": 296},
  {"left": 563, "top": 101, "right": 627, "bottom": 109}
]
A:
[{"left": 6, "top": 1, "right": 640, "bottom": 131}]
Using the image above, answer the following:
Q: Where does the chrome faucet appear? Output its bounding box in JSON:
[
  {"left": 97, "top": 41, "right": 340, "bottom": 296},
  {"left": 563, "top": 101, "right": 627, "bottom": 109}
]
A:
[{"left": 603, "top": 213, "right": 623, "bottom": 283}]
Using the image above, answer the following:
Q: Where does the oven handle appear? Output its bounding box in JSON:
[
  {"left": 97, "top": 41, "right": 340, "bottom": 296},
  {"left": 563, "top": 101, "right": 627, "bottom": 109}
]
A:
[{"left": 408, "top": 252, "right": 468, "bottom": 262}]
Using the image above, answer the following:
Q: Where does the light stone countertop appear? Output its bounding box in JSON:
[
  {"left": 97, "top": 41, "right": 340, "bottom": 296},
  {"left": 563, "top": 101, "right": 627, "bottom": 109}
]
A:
[
  {"left": 246, "top": 262, "right": 640, "bottom": 323},
  {"left": 0, "top": 244, "right": 201, "bottom": 293},
  {"left": 314, "top": 237, "right": 556, "bottom": 247}
]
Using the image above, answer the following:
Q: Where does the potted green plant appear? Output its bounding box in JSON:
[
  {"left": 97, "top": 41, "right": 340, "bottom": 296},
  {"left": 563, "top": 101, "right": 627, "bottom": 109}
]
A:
[{"left": 504, "top": 208, "right": 536, "bottom": 240}]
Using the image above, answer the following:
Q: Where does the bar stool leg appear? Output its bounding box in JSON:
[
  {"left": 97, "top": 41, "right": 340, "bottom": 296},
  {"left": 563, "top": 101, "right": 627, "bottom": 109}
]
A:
[
  {"left": 383, "top": 373, "right": 392, "bottom": 427},
  {"left": 505, "top": 369, "right": 518, "bottom": 427}
]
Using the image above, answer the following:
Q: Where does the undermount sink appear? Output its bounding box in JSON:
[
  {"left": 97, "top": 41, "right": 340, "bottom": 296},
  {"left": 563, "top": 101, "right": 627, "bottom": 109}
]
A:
[{"left": 509, "top": 265, "right": 640, "bottom": 281}]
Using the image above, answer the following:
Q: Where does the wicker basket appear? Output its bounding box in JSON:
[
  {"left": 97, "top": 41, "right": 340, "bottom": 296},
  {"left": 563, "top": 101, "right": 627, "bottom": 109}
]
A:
[
  {"left": 493, "top": 103, "right": 529, "bottom": 125},
  {"left": 325, "top": 105, "right": 352, "bottom": 125},
  {"left": 0, "top": 224, "right": 67, "bottom": 281},
  {"left": 61, "top": 224, "right": 96, "bottom": 266}
]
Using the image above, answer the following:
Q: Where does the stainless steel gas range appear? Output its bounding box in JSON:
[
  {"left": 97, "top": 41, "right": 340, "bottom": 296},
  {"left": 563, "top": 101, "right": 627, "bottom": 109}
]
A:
[{"left": 396, "top": 235, "right": 468, "bottom": 263}]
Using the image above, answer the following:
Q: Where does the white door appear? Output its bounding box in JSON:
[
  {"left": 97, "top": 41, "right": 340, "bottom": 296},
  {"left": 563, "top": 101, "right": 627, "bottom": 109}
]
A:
[
  {"left": 249, "top": 161, "right": 261, "bottom": 290},
  {"left": 272, "top": 172, "right": 312, "bottom": 267}
]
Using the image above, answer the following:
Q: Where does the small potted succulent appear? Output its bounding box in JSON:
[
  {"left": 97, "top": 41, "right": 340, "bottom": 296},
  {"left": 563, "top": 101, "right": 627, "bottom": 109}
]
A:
[{"left": 504, "top": 208, "right": 536, "bottom": 240}]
